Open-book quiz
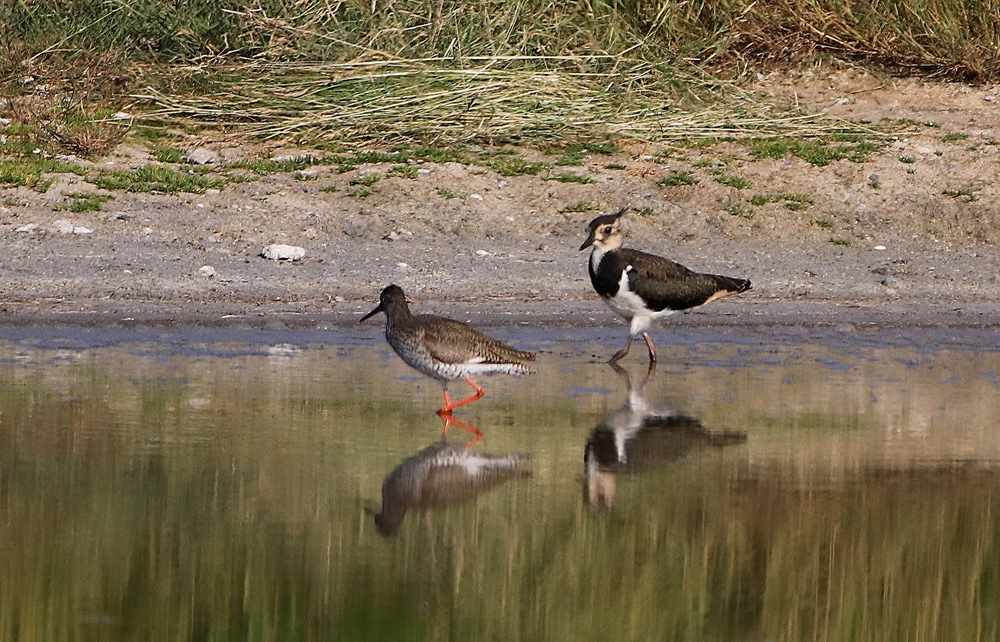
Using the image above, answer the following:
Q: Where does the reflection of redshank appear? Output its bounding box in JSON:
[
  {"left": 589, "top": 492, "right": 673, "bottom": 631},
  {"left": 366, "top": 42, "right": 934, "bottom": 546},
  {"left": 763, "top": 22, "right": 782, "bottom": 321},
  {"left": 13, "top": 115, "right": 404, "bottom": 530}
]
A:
[
  {"left": 361, "top": 285, "right": 536, "bottom": 415},
  {"left": 580, "top": 207, "right": 751, "bottom": 363},
  {"left": 374, "top": 436, "right": 531, "bottom": 537}
]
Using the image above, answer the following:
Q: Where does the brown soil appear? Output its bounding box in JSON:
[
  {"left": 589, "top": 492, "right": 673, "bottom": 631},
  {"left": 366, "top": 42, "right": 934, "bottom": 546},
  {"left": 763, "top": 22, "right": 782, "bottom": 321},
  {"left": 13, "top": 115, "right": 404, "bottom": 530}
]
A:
[{"left": 2, "top": 69, "right": 999, "bottom": 329}]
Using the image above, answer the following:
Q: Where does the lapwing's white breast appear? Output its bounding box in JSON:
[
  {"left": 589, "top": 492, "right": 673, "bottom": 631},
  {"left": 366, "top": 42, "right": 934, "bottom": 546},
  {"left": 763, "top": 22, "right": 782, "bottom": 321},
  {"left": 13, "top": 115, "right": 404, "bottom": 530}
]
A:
[{"left": 601, "top": 267, "right": 680, "bottom": 335}]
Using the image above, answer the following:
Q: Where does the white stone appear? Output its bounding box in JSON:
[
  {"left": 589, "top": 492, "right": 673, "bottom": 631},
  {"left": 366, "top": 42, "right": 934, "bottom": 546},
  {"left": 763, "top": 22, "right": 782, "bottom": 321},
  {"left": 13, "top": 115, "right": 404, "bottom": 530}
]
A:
[
  {"left": 16, "top": 223, "right": 39, "bottom": 233},
  {"left": 183, "top": 147, "right": 219, "bottom": 165},
  {"left": 53, "top": 220, "right": 76, "bottom": 234},
  {"left": 73, "top": 226, "right": 93, "bottom": 235},
  {"left": 475, "top": 250, "right": 489, "bottom": 256},
  {"left": 470, "top": 193, "right": 483, "bottom": 200},
  {"left": 113, "top": 111, "right": 133, "bottom": 120},
  {"left": 873, "top": 245, "right": 887, "bottom": 251},
  {"left": 261, "top": 244, "right": 306, "bottom": 261},
  {"left": 199, "top": 265, "right": 216, "bottom": 278}
]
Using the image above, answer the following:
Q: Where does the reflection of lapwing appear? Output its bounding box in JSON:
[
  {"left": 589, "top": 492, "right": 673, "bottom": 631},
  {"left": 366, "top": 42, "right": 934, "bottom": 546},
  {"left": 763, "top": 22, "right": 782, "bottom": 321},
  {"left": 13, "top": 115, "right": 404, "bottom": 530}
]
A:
[
  {"left": 374, "top": 421, "right": 531, "bottom": 537},
  {"left": 580, "top": 208, "right": 751, "bottom": 363},
  {"left": 361, "top": 285, "right": 536, "bottom": 415},
  {"left": 584, "top": 363, "right": 746, "bottom": 508}
]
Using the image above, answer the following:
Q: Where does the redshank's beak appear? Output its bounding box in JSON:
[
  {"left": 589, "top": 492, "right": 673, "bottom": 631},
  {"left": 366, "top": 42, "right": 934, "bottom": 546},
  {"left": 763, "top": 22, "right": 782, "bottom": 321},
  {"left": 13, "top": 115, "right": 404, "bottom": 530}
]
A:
[
  {"left": 359, "top": 302, "right": 384, "bottom": 323},
  {"left": 579, "top": 230, "right": 596, "bottom": 251}
]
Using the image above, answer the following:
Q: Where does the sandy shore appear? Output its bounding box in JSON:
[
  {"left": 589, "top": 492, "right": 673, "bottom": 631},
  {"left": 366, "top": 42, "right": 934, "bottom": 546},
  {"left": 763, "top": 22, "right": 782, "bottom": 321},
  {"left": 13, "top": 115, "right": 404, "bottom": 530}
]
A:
[{"left": 2, "top": 70, "right": 999, "bottom": 331}]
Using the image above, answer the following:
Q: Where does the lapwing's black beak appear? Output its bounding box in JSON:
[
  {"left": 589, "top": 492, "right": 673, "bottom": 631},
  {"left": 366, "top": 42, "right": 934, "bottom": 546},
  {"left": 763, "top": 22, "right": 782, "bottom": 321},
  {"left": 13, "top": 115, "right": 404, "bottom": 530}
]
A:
[
  {"left": 359, "top": 303, "right": 383, "bottom": 322},
  {"left": 579, "top": 230, "right": 596, "bottom": 251}
]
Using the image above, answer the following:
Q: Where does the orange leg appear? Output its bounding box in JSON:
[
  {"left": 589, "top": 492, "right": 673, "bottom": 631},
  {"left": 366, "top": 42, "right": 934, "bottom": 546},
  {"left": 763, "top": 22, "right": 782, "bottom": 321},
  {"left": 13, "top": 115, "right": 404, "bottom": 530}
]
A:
[
  {"left": 609, "top": 334, "right": 634, "bottom": 363},
  {"left": 436, "top": 377, "right": 486, "bottom": 416},
  {"left": 642, "top": 332, "right": 657, "bottom": 363},
  {"left": 439, "top": 414, "right": 484, "bottom": 448}
]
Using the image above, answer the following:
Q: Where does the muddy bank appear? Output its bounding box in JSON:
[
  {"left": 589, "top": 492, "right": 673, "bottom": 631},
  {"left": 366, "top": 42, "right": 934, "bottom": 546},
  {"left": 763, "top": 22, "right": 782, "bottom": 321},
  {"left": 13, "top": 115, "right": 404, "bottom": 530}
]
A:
[{"left": 2, "top": 70, "right": 999, "bottom": 330}]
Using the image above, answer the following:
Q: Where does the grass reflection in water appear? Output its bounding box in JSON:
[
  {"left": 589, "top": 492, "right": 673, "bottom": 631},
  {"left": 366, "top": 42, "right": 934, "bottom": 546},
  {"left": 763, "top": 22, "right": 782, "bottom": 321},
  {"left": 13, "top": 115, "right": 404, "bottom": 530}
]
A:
[{"left": 0, "top": 331, "right": 998, "bottom": 641}]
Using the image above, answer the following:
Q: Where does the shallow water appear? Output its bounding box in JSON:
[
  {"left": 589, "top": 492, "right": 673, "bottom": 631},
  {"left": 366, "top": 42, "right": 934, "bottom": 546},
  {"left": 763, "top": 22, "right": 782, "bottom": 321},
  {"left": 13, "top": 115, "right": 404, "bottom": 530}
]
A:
[{"left": 2, "top": 326, "right": 999, "bottom": 641}]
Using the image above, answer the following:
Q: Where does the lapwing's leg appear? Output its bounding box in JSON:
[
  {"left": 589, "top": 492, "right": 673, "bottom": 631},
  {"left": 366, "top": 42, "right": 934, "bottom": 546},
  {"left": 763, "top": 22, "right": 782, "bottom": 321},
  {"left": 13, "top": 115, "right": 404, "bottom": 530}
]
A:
[
  {"left": 437, "top": 377, "right": 486, "bottom": 415},
  {"left": 641, "top": 332, "right": 657, "bottom": 363},
  {"left": 642, "top": 360, "right": 657, "bottom": 387},
  {"left": 608, "top": 334, "right": 634, "bottom": 363},
  {"left": 440, "top": 415, "right": 484, "bottom": 448}
]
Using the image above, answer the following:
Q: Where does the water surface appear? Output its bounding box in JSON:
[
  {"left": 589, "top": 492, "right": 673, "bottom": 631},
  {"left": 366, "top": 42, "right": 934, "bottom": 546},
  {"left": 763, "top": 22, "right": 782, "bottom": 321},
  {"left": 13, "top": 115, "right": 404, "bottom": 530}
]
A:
[{"left": 1, "top": 327, "right": 999, "bottom": 641}]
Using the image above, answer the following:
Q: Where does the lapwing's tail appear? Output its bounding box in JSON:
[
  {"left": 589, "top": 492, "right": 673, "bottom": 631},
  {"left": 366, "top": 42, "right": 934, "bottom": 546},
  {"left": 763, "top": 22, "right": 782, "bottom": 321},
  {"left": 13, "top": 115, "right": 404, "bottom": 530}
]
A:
[{"left": 711, "top": 274, "right": 751, "bottom": 294}]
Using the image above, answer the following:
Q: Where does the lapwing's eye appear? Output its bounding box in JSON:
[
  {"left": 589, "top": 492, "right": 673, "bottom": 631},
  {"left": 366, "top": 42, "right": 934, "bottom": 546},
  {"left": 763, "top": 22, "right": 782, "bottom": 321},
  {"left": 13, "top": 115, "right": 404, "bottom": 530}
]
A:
[{"left": 603, "top": 226, "right": 612, "bottom": 234}]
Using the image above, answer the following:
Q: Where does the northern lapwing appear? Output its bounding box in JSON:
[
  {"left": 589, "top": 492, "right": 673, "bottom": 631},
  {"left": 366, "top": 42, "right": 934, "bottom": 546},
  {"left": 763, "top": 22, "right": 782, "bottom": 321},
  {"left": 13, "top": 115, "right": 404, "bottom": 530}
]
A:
[
  {"left": 584, "top": 362, "right": 746, "bottom": 508},
  {"left": 360, "top": 285, "right": 536, "bottom": 415},
  {"left": 580, "top": 208, "right": 751, "bottom": 363}
]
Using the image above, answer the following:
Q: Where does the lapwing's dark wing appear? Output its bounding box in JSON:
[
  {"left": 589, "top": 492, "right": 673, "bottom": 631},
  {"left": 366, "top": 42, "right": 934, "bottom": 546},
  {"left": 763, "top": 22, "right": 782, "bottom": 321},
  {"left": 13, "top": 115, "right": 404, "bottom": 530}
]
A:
[{"left": 620, "top": 248, "right": 751, "bottom": 312}]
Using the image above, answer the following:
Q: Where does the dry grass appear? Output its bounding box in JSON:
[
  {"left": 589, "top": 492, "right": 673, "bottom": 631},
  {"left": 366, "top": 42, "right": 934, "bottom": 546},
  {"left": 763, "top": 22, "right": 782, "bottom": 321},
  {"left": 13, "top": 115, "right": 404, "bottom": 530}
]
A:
[
  {"left": 136, "top": 56, "right": 886, "bottom": 146},
  {"left": 3, "top": 0, "right": 1000, "bottom": 152}
]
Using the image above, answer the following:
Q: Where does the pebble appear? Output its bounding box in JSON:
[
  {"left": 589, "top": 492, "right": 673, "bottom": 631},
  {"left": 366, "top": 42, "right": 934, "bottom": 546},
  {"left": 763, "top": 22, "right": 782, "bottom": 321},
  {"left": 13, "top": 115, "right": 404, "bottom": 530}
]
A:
[
  {"left": 470, "top": 194, "right": 483, "bottom": 200},
  {"left": 881, "top": 277, "right": 898, "bottom": 287},
  {"left": 16, "top": 223, "right": 39, "bottom": 233},
  {"left": 199, "top": 265, "right": 216, "bottom": 278},
  {"left": 52, "top": 220, "right": 92, "bottom": 235},
  {"left": 834, "top": 322, "right": 856, "bottom": 333},
  {"left": 475, "top": 250, "right": 490, "bottom": 257},
  {"left": 261, "top": 244, "right": 306, "bottom": 261},
  {"left": 873, "top": 245, "right": 887, "bottom": 251},
  {"left": 183, "top": 147, "right": 219, "bottom": 165}
]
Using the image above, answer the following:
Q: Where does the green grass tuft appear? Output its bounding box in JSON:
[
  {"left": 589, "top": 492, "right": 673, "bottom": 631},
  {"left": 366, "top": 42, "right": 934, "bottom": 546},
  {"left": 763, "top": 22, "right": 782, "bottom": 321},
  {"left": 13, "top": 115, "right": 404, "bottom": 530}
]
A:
[
  {"left": 563, "top": 201, "right": 595, "bottom": 213},
  {"left": 942, "top": 188, "right": 979, "bottom": 202},
  {"left": 92, "top": 165, "right": 225, "bottom": 194},
  {"left": 545, "top": 172, "right": 595, "bottom": 184},
  {"left": 658, "top": 171, "right": 698, "bottom": 187},
  {"left": 751, "top": 192, "right": 814, "bottom": 210},
  {"left": 389, "top": 165, "right": 419, "bottom": 179},
  {"left": 436, "top": 187, "right": 467, "bottom": 199},
  {"left": 750, "top": 136, "right": 884, "bottom": 166},
  {"left": 488, "top": 157, "right": 553, "bottom": 177},
  {"left": 722, "top": 201, "right": 753, "bottom": 218},
  {"left": 152, "top": 147, "right": 183, "bottom": 163},
  {"left": 349, "top": 173, "right": 381, "bottom": 186},
  {"left": 714, "top": 173, "right": 751, "bottom": 189},
  {"left": 59, "top": 191, "right": 115, "bottom": 212}
]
